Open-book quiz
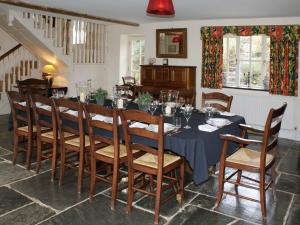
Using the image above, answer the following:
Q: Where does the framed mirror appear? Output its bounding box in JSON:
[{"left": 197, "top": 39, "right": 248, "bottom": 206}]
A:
[{"left": 156, "top": 28, "right": 187, "bottom": 58}]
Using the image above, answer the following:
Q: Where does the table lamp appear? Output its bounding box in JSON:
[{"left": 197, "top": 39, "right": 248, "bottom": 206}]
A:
[{"left": 42, "top": 64, "right": 57, "bottom": 87}]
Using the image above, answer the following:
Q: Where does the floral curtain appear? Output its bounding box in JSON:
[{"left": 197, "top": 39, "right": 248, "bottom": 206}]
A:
[
  {"left": 201, "top": 37, "right": 223, "bottom": 88},
  {"left": 201, "top": 25, "right": 300, "bottom": 96}
]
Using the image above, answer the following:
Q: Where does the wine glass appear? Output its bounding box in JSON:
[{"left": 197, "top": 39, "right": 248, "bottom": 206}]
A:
[
  {"left": 149, "top": 100, "right": 158, "bottom": 115},
  {"left": 205, "top": 103, "right": 213, "bottom": 119},
  {"left": 183, "top": 104, "right": 193, "bottom": 129}
]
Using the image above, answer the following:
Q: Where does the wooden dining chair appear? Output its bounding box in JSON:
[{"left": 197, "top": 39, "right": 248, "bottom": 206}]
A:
[
  {"left": 53, "top": 98, "right": 101, "bottom": 193},
  {"left": 215, "top": 103, "right": 287, "bottom": 220},
  {"left": 7, "top": 91, "right": 38, "bottom": 170},
  {"left": 83, "top": 104, "right": 139, "bottom": 209},
  {"left": 122, "top": 76, "right": 136, "bottom": 85},
  {"left": 178, "top": 89, "right": 196, "bottom": 106},
  {"left": 31, "top": 95, "right": 58, "bottom": 179},
  {"left": 202, "top": 92, "right": 233, "bottom": 112},
  {"left": 17, "top": 78, "right": 50, "bottom": 97},
  {"left": 120, "top": 109, "right": 185, "bottom": 224}
]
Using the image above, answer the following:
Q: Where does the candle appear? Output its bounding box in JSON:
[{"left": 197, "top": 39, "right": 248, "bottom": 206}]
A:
[
  {"left": 117, "top": 98, "right": 123, "bottom": 109},
  {"left": 166, "top": 105, "right": 171, "bottom": 115},
  {"left": 80, "top": 92, "right": 85, "bottom": 102}
]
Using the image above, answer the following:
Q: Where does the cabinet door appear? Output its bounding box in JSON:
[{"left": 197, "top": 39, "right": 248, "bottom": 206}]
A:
[
  {"left": 170, "top": 67, "right": 187, "bottom": 88},
  {"left": 141, "top": 67, "right": 154, "bottom": 85},
  {"left": 154, "top": 67, "right": 170, "bottom": 86}
]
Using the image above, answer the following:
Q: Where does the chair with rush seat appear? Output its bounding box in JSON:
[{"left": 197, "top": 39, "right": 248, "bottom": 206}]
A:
[
  {"left": 215, "top": 103, "right": 287, "bottom": 220},
  {"left": 7, "top": 91, "right": 39, "bottom": 170},
  {"left": 120, "top": 109, "right": 185, "bottom": 224}
]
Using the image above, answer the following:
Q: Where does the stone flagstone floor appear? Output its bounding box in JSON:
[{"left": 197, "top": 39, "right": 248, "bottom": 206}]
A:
[{"left": 0, "top": 114, "right": 299, "bottom": 225}]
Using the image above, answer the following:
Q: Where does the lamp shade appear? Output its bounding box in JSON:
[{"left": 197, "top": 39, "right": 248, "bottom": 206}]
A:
[
  {"left": 42, "top": 64, "right": 57, "bottom": 75},
  {"left": 147, "top": 0, "right": 175, "bottom": 16}
]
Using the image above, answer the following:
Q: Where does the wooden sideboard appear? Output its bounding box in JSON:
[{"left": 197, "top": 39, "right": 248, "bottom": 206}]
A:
[{"left": 140, "top": 65, "right": 196, "bottom": 90}]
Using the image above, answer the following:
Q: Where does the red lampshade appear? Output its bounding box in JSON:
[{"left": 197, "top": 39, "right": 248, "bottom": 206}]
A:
[{"left": 147, "top": 0, "right": 175, "bottom": 16}]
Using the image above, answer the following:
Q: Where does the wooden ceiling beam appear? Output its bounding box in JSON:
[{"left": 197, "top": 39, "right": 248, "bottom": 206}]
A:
[{"left": 0, "top": 0, "right": 139, "bottom": 26}]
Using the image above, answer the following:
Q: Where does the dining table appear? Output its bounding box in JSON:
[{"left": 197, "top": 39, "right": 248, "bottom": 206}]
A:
[{"left": 97, "top": 101, "right": 245, "bottom": 184}]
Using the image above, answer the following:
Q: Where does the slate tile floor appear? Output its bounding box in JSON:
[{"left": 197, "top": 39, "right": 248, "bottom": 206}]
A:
[{"left": 0, "top": 114, "right": 299, "bottom": 225}]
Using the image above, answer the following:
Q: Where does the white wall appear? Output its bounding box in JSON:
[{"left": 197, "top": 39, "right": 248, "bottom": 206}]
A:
[
  {"left": 105, "top": 17, "right": 300, "bottom": 140},
  {"left": 0, "top": 27, "right": 17, "bottom": 55}
]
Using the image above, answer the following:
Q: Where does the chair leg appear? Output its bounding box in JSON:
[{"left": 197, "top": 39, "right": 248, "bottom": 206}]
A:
[
  {"left": 77, "top": 150, "right": 85, "bottom": 193},
  {"left": 12, "top": 133, "right": 19, "bottom": 165},
  {"left": 59, "top": 146, "right": 66, "bottom": 186},
  {"left": 215, "top": 161, "right": 225, "bottom": 208},
  {"left": 126, "top": 167, "right": 134, "bottom": 214},
  {"left": 149, "top": 175, "right": 154, "bottom": 193},
  {"left": 271, "top": 166, "right": 277, "bottom": 202},
  {"left": 259, "top": 173, "right": 267, "bottom": 219},
  {"left": 179, "top": 161, "right": 185, "bottom": 205},
  {"left": 111, "top": 162, "right": 119, "bottom": 210},
  {"left": 36, "top": 138, "right": 42, "bottom": 174},
  {"left": 25, "top": 135, "right": 33, "bottom": 170},
  {"left": 89, "top": 158, "right": 96, "bottom": 200},
  {"left": 235, "top": 169, "right": 242, "bottom": 192},
  {"left": 51, "top": 142, "right": 58, "bottom": 181},
  {"left": 154, "top": 172, "right": 163, "bottom": 225}
]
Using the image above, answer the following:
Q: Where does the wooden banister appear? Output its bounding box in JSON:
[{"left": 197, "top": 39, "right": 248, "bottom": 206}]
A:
[{"left": 0, "top": 44, "right": 22, "bottom": 61}]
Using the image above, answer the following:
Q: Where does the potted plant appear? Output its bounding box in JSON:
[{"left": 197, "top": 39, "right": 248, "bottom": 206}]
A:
[
  {"left": 135, "top": 92, "right": 153, "bottom": 111},
  {"left": 94, "top": 88, "right": 108, "bottom": 105}
]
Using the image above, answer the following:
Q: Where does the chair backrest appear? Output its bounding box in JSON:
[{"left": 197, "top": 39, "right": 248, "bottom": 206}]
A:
[
  {"left": 122, "top": 76, "right": 136, "bottom": 85},
  {"left": 260, "top": 103, "right": 287, "bottom": 166},
  {"left": 7, "top": 91, "right": 32, "bottom": 131},
  {"left": 17, "top": 78, "right": 49, "bottom": 96},
  {"left": 31, "top": 95, "right": 56, "bottom": 136},
  {"left": 120, "top": 110, "right": 164, "bottom": 166},
  {"left": 53, "top": 98, "right": 84, "bottom": 144},
  {"left": 202, "top": 92, "right": 233, "bottom": 112},
  {"left": 83, "top": 103, "right": 119, "bottom": 153},
  {"left": 115, "top": 85, "right": 134, "bottom": 100},
  {"left": 139, "top": 86, "right": 161, "bottom": 100},
  {"left": 178, "top": 89, "right": 196, "bottom": 106}
]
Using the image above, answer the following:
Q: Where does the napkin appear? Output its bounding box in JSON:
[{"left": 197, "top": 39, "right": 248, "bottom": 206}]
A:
[
  {"left": 198, "top": 124, "right": 218, "bottom": 132},
  {"left": 16, "top": 101, "right": 26, "bottom": 106},
  {"left": 219, "top": 111, "right": 235, "bottom": 117},
  {"left": 38, "top": 104, "right": 52, "bottom": 111},
  {"left": 129, "top": 122, "right": 149, "bottom": 129},
  {"left": 92, "top": 114, "right": 121, "bottom": 124},
  {"left": 206, "top": 118, "right": 231, "bottom": 127},
  {"left": 65, "top": 110, "right": 78, "bottom": 117},
  {"left": 147, "top": 123, "right": 175, "bottom": 133}
]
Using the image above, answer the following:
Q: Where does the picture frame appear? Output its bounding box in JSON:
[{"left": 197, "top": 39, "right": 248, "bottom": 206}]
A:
[{"left": 156, "top": 28, "right": 187, "bottom": 58}]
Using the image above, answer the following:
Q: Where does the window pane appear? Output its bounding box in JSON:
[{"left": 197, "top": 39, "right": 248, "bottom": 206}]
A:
[
  {"left": 263, "top": 61, "right": 270, "bottom": 90},
  {"left": 251, "top": 62, "right": 263, "bottom": 89},
  {"left": 251, "top": 36, "right": 262, "bottom": 60},
  {"left": 240, "top": 37, "right": 250, "bottom": 60},
  {"left": 239, "top": 62, "right": 250, "bottom": 87}
]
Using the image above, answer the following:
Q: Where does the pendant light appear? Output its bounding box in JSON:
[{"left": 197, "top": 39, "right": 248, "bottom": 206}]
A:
[{"left": 147, "top": 0, "right": 175, "bottom": 16}]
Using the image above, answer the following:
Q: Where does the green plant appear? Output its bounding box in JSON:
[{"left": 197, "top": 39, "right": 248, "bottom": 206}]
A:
[
  {"left": 135, "top": 92, "right": 153, "bottom": 105},
  {"left": 94, "top": 88, "right": 108, "bottom": 100}
]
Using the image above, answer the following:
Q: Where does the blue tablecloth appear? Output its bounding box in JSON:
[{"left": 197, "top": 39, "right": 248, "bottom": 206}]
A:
[{"left": 128, "top": 112, "right": 245, "bottom": 184}]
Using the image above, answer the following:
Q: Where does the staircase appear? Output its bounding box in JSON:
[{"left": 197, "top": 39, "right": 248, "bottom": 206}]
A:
[
  {"left": 0, "top": 43, "right": 40, "bottom": 114},
  {"left": 0, "top": 5, "right": 107, "bottom": 114}
]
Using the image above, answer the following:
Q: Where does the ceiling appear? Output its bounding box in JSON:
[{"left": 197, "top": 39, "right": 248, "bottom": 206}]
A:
[{"left": 22, "top": 0, "right": 300, "bottom": 24}]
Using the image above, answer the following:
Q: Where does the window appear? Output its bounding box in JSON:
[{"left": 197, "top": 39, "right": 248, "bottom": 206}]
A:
[
  {"left": 128, "top": 36, "right": 145, "bottom": 84},
  {"left": 222, "top": 35, "right": 270, "bottom": 90},
  {"left": 72, "top": 21, "right": 86, "bottom": 45}
]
